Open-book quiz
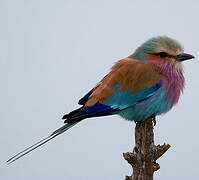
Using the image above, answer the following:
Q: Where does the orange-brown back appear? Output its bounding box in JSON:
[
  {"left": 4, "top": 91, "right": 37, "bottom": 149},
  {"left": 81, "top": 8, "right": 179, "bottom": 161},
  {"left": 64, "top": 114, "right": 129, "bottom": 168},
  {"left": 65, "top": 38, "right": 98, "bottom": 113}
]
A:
[{"left": 85, "top": 58, "right": 161, "bottom": 107}]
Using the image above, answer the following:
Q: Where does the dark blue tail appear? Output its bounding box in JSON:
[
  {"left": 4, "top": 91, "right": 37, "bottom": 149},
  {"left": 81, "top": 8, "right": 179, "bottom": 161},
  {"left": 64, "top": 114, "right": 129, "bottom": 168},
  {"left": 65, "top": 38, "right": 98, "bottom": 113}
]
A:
[{"left": 62, "top": 102, "right": 119, "bottom": 123}]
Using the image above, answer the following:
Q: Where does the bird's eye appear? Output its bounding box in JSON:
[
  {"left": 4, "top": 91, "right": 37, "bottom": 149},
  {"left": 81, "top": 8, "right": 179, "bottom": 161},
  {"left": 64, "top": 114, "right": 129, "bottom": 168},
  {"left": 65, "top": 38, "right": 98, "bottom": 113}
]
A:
[{"left": 155, "top": 52, "right": 168, "bottom": 58}]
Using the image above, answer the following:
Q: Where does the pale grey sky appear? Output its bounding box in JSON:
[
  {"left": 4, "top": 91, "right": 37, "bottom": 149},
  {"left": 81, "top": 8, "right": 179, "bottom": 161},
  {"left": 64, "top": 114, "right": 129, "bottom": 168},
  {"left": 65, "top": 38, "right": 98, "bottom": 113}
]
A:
[{"left": 1, "top": 0, "right": 199, "bottom": 179}]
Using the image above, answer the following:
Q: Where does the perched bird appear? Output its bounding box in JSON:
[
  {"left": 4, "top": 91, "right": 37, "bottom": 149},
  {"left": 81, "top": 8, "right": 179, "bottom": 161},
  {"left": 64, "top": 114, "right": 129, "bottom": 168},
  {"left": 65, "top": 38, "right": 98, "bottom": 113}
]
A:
[{"left": 7, "top": 36, "right": 194, "bottom": 164}]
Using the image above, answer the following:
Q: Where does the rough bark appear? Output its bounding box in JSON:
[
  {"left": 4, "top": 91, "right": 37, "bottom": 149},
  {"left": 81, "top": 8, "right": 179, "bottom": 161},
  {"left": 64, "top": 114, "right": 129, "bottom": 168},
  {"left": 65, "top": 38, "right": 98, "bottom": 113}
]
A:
[{"left": 123, "top": 117, "right": 170, "bottom": 180}]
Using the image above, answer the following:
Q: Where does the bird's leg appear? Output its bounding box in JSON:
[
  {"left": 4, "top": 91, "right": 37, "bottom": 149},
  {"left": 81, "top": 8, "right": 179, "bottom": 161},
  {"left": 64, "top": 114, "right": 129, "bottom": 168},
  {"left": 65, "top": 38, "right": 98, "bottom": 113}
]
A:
[
  {"left": 151, "top": 115, "right": 156, "bottom": 127},
  {"left": 135, "top": 115, "right": 156, "bottom": 126}
]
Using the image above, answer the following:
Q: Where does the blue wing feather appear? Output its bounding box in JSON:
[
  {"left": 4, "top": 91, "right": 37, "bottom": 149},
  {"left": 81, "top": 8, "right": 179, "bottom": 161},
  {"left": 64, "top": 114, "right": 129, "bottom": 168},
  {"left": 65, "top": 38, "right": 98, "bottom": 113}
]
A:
[
  {"left": 78, "top": 89, "right": 94, "bottom": 105},
  {"left": 80, "top": 102, "right": 119, "bottom": 116},
  {"left": 103, "top": 80, "right": 162, "bottom": 109}
]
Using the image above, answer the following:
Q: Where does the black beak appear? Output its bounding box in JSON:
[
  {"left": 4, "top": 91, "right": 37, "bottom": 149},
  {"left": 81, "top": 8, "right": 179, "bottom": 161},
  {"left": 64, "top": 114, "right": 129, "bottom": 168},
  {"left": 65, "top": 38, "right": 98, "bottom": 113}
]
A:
[{"left": 176, "top": 53, "right": 195, "bottom": 61}]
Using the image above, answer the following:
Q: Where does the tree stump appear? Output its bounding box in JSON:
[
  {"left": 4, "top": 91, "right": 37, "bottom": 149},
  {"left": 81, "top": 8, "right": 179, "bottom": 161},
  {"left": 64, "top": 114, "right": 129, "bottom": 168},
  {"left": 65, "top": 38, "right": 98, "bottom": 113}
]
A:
[{"left": 123, "top": 117, "right": 170, "bottom": 180}]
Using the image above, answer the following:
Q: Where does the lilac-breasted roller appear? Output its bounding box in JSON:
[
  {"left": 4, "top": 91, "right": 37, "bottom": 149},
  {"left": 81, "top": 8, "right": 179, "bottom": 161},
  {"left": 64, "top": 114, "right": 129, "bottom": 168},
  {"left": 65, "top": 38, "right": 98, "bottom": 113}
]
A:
[{"left": 7, "top": 36, "right": 194, "bottom": 164}]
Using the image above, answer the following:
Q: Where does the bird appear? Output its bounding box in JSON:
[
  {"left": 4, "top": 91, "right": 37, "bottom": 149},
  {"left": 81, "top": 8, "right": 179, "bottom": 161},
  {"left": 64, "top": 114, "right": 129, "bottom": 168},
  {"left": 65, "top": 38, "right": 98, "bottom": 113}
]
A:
[{"left": 7, "top": 36, "right": 194, "bottom": 164}]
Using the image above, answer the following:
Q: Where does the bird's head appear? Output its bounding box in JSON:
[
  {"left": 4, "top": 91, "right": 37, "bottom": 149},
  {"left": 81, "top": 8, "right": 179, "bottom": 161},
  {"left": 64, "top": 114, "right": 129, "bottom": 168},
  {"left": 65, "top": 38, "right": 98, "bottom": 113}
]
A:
[{"left": 130, "top": 36, "right": 194, "bottom": 67}]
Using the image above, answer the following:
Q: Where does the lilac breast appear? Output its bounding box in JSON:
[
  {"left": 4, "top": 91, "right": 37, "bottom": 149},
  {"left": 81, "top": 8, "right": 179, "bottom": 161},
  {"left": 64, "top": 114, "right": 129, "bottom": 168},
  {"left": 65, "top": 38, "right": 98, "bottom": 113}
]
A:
[
  {"left": 148, "top": 58, "right": 185, "bottom": 107},
  {"left": 162, "top": 69, "right": 184, "bottom": 107}
]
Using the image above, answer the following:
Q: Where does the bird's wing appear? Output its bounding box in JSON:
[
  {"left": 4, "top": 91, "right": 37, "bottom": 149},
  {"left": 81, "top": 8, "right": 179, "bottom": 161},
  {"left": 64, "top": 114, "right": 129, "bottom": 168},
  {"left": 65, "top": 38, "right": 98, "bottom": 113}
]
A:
[
  {"left": 64, "top": 58, "right": 161, "bottom": 123},
  {"left": 80, "top": 58, "right": 161, "bottom": 109}
]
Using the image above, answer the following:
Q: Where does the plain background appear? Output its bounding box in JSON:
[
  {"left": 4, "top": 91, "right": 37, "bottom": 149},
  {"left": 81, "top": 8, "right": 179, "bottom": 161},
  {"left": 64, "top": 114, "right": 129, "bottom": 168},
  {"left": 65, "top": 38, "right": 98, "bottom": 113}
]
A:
[{"left": 1, "top": 0, "right": 198, "bottom": 179}]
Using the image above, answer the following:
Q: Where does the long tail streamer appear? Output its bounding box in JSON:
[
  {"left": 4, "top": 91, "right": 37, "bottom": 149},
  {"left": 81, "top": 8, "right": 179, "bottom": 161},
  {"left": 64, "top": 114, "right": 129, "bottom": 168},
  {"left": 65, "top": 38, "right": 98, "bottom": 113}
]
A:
[{"left": 6, "top": 122, "right": 79, "bottom": 164}]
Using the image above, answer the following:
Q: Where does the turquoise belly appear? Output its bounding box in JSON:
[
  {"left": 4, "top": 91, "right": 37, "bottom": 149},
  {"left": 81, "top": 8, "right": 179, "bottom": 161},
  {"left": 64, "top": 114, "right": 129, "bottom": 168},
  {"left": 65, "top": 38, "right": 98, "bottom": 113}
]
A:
[{"left": 118, "top": 88, "right": 171, "bottom": 121}]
